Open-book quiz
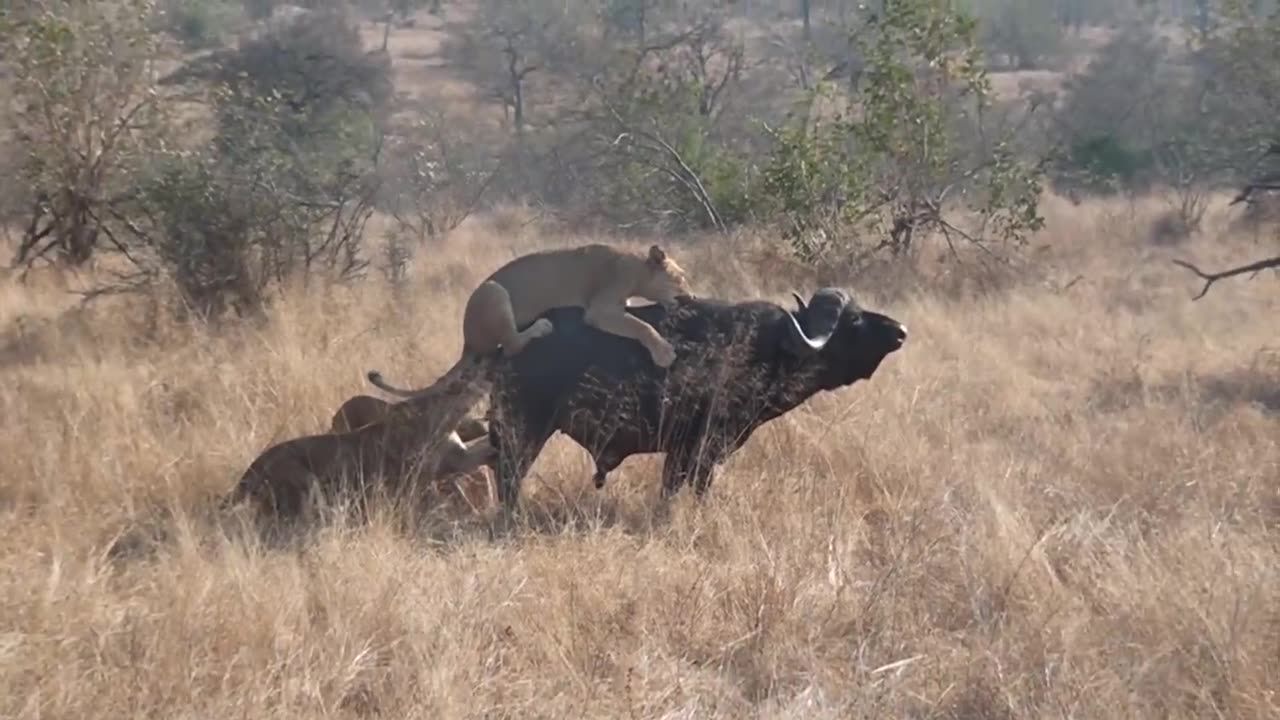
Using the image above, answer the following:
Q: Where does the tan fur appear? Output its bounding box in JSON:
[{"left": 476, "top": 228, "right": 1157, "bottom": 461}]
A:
[
  {"left": 365, "top": 243, "right": 693, "bottom": 408},
  {"left": 464, "top": 243, "right": 693, "bottom": 366},
  {"left": 330, "top": 393, "right": 488, "bottom": 441},
  {"left": 228, "top": 365, "right": 496, "bottom": 522},
  {"left": 327, "top": 394, "right": 493, "bottom": 509},
  {"left": 329, "top": 394, "right": 391, "bottom": 433}
]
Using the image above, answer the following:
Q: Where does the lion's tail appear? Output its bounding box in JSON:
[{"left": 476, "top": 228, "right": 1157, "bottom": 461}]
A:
[
  {"left": 365, "top": 369, "right": 421, "bottom": 398},
  {"left": 366, "top": 353, "right": 484, "bottom": 401}
]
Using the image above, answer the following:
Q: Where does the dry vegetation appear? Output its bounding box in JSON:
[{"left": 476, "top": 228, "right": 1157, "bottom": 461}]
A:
[
  {"left": 3, "top": 0, "right": 1280, "bottom": 716},
  {"left": 2, "top": 190, "right": 1278, "bottom": 718}
]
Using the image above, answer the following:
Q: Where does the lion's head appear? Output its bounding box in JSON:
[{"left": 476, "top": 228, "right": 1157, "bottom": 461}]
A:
[{"left": 640, "top": 244, "right": 694, "bottom": 307}]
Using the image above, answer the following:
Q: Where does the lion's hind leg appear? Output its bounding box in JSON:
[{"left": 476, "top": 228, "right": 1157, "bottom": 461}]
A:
[{"left": 464, "top": 281, "right": 553, "bottom": 358}]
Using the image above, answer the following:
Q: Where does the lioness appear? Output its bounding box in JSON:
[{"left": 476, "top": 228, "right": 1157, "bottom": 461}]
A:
[
  {"left": 365, "top": 243, "right": 693, "bottom": 409},
  {"left": 227, "top": 358, "right": 498, "bottom": 522},
  {"left": 328, "top": 393, "right": 494, "bottom": 509},
  {"left": 330, "top": 393, "right": 488, "bottom": 441}
]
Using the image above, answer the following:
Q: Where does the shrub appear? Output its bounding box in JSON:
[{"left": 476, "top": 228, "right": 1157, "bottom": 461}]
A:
[
  {"left": 754, "top": 0, "right": 1046, "bottom": 268},
  {"left": 160, "top": 0, "right": 242, "bottom": 49}
]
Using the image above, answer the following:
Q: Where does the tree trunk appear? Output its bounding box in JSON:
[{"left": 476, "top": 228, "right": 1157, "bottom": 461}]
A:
[
  {"left": 638, "top": 1, "right": 646, "bottom": 45},
  {"left": 512, "top": 74, "right": 525, "bottom": 135}
]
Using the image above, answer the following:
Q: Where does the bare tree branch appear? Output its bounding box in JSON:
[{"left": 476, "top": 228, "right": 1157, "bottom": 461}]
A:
[
  {"left": 602, "top": 98, "right": 726, "bottom": 233},
  {"left": 1227, "top": 178, "right": 1280, "bottom": 206},
  {"left": 1172, "top": 256, "right": 1280, "bottom": 300}
]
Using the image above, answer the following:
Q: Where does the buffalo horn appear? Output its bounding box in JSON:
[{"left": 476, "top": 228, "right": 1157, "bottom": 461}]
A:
[
  {"left": 782, "top": 288, "right": 849, "bottom": 357},
  {"left": 790, "top": 291, "right": 807, "bottom": 313},
  {"left": 783, "top": 312, "right": 833, "bottom": 356}
]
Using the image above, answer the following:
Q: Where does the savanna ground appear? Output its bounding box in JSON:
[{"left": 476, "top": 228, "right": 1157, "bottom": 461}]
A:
[{"left": 1, "top": 189, "right": 1278, "bottom": 718}]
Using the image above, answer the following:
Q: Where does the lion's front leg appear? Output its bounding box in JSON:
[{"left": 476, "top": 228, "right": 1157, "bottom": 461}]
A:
[
  {"left": 584, "top": 300, "right": 676, "bottom": 368},
  {"left": 443, "top": 434, "right": 497, "bottom": 475}
]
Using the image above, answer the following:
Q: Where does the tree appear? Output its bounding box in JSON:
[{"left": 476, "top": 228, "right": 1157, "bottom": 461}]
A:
[
  {"left": 377, "top": 0, "right": 433, "bottom": 51},
  {"left": 107, "top": 5, "right": 394, "bottom": 317},
  {"left": 601, "top": 0, "right": 660, "bottom": 44},
  {"left": 1195, "top": 0, "right": 1280, "bottom": 178},
  {"left": 575, "top": 10, "right": 750, "bottom": 232},
  {"left": 449, "top": 0, "right": 585, "bottom": 137},
  {"left": 157, "top": 0, "right": 243, "bottom": 49},
  {"left": 978, "top": 0, "right": 1062, "bottom": 70},
  {"left": 1048, "top": 21, "right": 1201, "bottom": 196},
  {"left": 1169, "top": 0, "right": 1280, "bottom": 298},
  {"left": 380, "top": 109, "right": 504, "bottom": 244},
  {"left": 1172, "top": 255, "right": 1280, "bottom": 299},
  {"left": 3, "top": 0, "right": 170, "bottom": 269},
  {"left": 1173, "top": 148, "right": 1280, "bottom": 299},
  {"left": 756, "top": 0, "right": 1046, "bottom": 267}
]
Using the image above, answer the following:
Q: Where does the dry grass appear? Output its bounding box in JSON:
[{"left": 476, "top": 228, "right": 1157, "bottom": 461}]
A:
[{"left": 1, "top": 193, "right": 1279, "bottom": 719}]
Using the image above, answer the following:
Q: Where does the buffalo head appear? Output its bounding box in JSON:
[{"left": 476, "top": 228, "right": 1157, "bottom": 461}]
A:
[{"left": 782, "top": 287, "right": 908, "bottom": 389}]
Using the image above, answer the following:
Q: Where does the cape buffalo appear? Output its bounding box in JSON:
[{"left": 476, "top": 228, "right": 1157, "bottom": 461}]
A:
[{"left": 481, "top": 287, "right": 908, "bottom": 510}]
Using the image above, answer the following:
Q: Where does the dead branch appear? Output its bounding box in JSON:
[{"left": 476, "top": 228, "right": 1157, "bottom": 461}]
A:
[
  {"left": 1228, "top": 179, "right": 1280, "bottom": 206},
  {"left": 599, "top": 96, "right": 726, "bottom": 233},
  {"left": 1228, "top": 144, "right": 1280, "bottom": 205},
  {"left": 1172, "top": 256, "right": 1280, "bottom": 300}
]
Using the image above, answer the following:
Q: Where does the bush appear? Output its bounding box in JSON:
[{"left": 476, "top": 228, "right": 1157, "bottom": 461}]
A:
[
  {"left": 1049, "top": 22, "right": 1204, "bottom": 196},
  {"left": 1061, "top": 135, "right": 1155, "bottom": 194},
  {"left": 211, "top": 5, "right": 393, "bottom": 142},
  {"left": 753, "top": 0, "right": 1046, "bottom": 268},
  {"left": 242, "top": 0, "right": 277, "bottom": 20},
  {"left": 160, "top": 0, "right": 242, "bottom": 49},
  {"left": 977, "top": 0, "right": 1062, "bottom": 70},
  {"left": 566, "top": 13, "right": 753, "bottom": 234},
  {"left": 118, "top": 5, "right": 392, "bottom": 318},
  {"left": 3, "top": 0, "right": 170, "bottom": 268}
]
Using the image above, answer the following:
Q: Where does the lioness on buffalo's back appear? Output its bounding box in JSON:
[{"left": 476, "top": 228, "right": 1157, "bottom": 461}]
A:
[{"left": 367, "top": 242, "right": 694, "bottom": 405}]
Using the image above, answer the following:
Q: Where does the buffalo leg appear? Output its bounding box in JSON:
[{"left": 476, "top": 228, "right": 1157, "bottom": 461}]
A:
[
  {"left": 660, "top": 449, "right": 698, "bottom": 499},
  {"left": 592, "top": 452, "right": 624, "bottom": 489},
  {"left": 488, "top": 414, "right": 551, "bottom": 513},
  {"left": 691, "top": 463, "right": 720, "bottom": 496},
  {"left": 661, "top": 442, "right": 724, "bottom": 499},
  {"left": 495, "top": 444, "right": 541, "bottom": 511}
]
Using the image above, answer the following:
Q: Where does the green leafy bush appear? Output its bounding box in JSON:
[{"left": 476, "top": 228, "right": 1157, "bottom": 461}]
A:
[
  {"left": 755, "top": 0, "right": 1045, "bottom": 266},
  {"left": 161, "top": 0, "right": 241, "bottom": 49}
]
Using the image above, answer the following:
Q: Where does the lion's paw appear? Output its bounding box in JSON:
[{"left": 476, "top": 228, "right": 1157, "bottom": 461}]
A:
[
  {"left": 530, "top": 318, "right": 554, "bottom": 338},
  {"left": 651, "top": 340, "right": 677, "bottom": 368}
]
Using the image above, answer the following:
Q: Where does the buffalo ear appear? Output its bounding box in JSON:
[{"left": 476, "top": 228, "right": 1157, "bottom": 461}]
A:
[
  {"left": 647, "top": 244, "right": 667, "bottom": 265},
  {"left": 790, "top": 291, "right": 807, "bottom": 314}
]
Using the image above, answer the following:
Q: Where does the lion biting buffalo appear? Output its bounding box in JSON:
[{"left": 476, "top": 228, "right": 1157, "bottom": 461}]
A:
[
  {"left": 224, "top": 356, "right": 499, "bottom": 523},
  {"left": 329, "top": 392, "right": 489, "bottom": 442},
  {"left": 224, "top": 240, "right": 699, "bottom": 526},
  {"left": 221, "top": 235, "right": 905, "bottom": 529}
]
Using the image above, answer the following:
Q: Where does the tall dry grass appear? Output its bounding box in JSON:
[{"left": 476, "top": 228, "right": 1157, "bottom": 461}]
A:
[{"left": 1, "top": 193, "right": 1278, "bottom": 719}]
